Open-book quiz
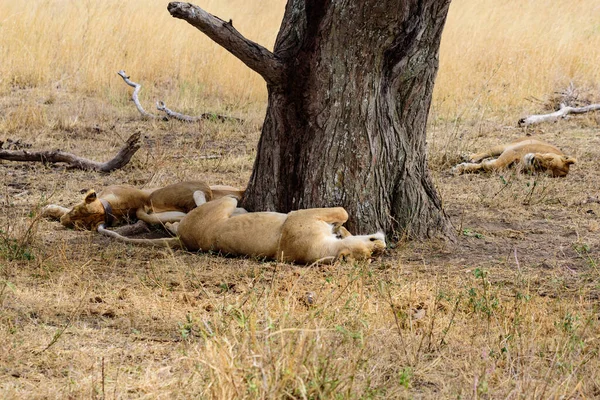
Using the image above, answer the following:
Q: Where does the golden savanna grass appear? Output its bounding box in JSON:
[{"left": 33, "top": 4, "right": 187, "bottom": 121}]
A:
[
  {"left": 436, "top": 0, "right": 600, "bottom": 118},
  {"left": 2, "top": 0, "right": 600, "bottom": 116},
  {"left": 0, "top": 0, "right": 283, "bottom": 111},
  {"left": 1, "top": 0, "right": 600, "bottom": 398}
]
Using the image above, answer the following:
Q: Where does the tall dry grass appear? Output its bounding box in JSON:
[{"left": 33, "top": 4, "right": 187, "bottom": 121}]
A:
[
  {"left": 1, "top": 0, "right": 599, "bottom": 118},
  {"left": 436, "top": 0, "right": 600, "bottom": 120},
  {"left": 0, "top": 0, "right": 284, "bottom": 112}
]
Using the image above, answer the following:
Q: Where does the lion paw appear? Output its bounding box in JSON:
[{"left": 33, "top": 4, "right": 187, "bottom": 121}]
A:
[
  {"left": 42, "top": 204, "right": 70, "bottom": 220},
  {"left": 165, "top": 222, "right": 179, "bottom": 235},
  {"left": 459, "top": 152, "right": 471, "bottom": 162},
  {"left": 450, "top": 163, "right": 467, "bottom": 176}
]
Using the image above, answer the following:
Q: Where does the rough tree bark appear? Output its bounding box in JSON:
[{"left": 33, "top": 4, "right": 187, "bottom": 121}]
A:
[{"left": 169, "top": 1, "right": 452, "bottom": 238}]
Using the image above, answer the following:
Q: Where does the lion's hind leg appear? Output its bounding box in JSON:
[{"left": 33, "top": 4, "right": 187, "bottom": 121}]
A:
[
  {"left": 469, "top": 144, "right": 509, "bottom": 163},
  {"left": 478, "top": 151, "right": 521, "bottom": 172},
  {"left": 213, "top": 195, "right": 241, "bottom": 219},
  {"left": 453, "top": 150, "right": 520, "bottom": 174},
  {"left": 188, "top": 195, "right": 241, "bottom": 222},
  {"left": 283, "top": 207, "right": 350, "bottom": 240},
  {"left": 319, "top": 207, "right": 349, "bottom": 225}
]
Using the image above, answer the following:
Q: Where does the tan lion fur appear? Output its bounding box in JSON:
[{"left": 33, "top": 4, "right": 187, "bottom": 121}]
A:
[
  {"left": 43, "top": 181, "right": 244, "bottom": 230},
  {"left": 100, "top": 196, "right": 386, "bottom": 265},
  {"left": 452, "top": 137, "right": 576, "bottom": 177}
]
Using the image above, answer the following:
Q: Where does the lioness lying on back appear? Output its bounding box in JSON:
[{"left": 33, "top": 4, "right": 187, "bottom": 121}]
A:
[
  {"left": 43, "top": 181, "right": 245, "bottom": 230},
  {"left": 100, "top": 196, "right": 386, "bottom": 265},
  {"left": 451, "top": 138, "right": 576, "bottom": 177}
]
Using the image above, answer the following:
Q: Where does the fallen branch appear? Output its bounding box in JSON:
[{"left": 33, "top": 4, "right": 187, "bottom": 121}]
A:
[
  {"left": 156, "top": 101, "right": 242, "bottom": 123},
  {"left": 0, "top": 132, "right": 141, "bottom": 172},
  {"left": 518, "top": 103, "right": 600, "bottom": 126},
  {"left": 118, "top": 70, "right": 242, "bottom": 122},
  {"left": 117, "top": 70, "right": 160, "bottom": 119}
]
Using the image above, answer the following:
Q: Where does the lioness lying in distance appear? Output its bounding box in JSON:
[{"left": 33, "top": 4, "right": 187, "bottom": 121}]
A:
[
  {"left": 99, "top": 196, "right": 386, "bottom": 265},
  {"left": 451, "top": 137, "right": 576, "bottom": 177},
  {"left": 43, "top": 181, "right": 245, "bottom": 230}
]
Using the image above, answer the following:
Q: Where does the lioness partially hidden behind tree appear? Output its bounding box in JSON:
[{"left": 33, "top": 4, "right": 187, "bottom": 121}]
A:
[
  {"left": 100, "top": 196, "right": 386, "bottom": 265},
  {"left": 451, "top": 137, "right": 576, "bottom": 177}
]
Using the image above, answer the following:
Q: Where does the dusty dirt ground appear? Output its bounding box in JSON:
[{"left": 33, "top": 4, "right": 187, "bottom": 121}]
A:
[{"left": 1, "top": 88, "right": 599, "bottom": 398}]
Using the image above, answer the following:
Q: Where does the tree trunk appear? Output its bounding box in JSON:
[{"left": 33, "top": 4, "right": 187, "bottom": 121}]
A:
[{"left": 168, "top": 1, "right": 453, "bottom": 238}]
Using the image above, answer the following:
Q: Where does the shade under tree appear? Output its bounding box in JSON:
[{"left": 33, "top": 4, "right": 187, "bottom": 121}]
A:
[{"left": 168, "top": 0, "right": 453, "bottom": 238}]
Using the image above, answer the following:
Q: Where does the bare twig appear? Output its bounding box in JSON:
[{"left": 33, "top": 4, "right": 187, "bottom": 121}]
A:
[
  {"left": 518, "top": 103, "right": 600, "bottom": 126},
  {"left": 167, "top": 2, "right": 284, "bottom": 85},
  {"left": 513, "top": 247, "right": 522, "bottom": 274},
  {"left": 118, "top": 70, "right": 242, "bottom": 122},
  {"left": 156, "top": 101, "right": 242, "bottom": 123},
  {"left": 0, "top": 132, "right": 142, "bottom": 172},
  {"left": 117, "top": 70, "right": 159, "bottom": 119}
]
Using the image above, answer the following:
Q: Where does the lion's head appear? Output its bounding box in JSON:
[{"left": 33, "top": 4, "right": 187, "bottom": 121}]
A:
[
  {"left": 524, "top": 153, "right": 577, "bottom": 177},
  {"left": 60, "top": 190, "right": 106, "bottom": 230}
]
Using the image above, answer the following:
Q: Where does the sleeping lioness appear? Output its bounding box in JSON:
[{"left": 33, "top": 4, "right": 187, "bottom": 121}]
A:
[
  {"left": 99, "top": 196, "right": 386, "bottom": 265},
  {"left": 42, "top": 181, "right": 245, "bottom": 230},
  {"left": 451, "top": 138, "right": 576, "bottom": 177}
]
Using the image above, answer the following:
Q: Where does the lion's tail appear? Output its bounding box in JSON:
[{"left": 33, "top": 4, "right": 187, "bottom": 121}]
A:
[{"left": 97, "top": 225, "right": 184, "bottom": 249}]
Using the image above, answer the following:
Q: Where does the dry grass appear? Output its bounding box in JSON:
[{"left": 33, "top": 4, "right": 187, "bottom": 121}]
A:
[
  {"left": 435, "top": 0, "right": 600, "bottom": 120},
  {"left": 0, "top": 0, "right": 283, "bottom": 118},
  {"left": 2, "top": 0, "right": 600, "bottom": 398}
]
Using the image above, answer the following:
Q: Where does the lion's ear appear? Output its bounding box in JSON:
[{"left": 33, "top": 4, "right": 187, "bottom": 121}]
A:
[{"left": 84, "top": 190, "right": 97, "bottom": 204}]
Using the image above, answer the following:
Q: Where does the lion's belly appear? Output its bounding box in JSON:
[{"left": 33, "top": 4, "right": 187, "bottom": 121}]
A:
[
  {"left": 212, "top": 213, "right": 287, "bottom": 258},
  {"left": 511, "top": 141, "right": 564, "bottom": 157}
]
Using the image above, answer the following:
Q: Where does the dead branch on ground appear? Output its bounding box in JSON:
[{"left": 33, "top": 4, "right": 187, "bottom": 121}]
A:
[
  {"left": 0, "top": 132, "right": 141, "bottom": 172},
  {"left": 118, "top": 70, "right": 241, "bottom": 122},
  {"left": 518, "top": 103, "right": 600, "bottom": 126},
  {"left": 117, "top": 70, "right": 159, "bottom": 119},
  {"left": 156, "top": 101, "right": 242, "bottom": 123}
]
